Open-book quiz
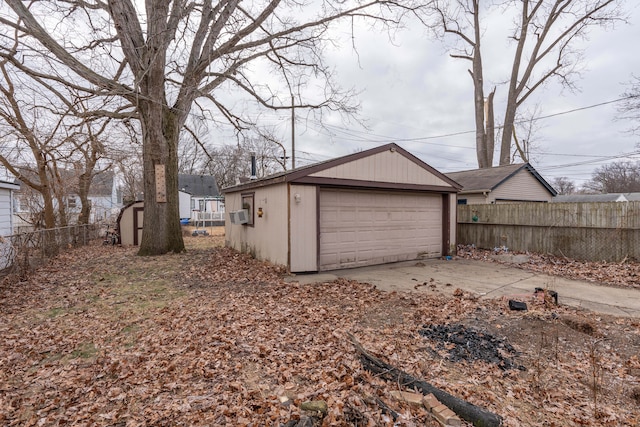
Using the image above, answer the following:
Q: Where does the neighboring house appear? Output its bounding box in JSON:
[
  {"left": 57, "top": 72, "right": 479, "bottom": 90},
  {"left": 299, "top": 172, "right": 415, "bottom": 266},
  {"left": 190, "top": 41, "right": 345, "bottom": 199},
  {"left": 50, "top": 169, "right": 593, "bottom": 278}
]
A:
[
  {"left": 552, "top": 193, "right": 628, "bottom": 203},
  {"left": 0, "top": 179, "right": 20, "bottom": 236},
  {"left": 223, "top": 143, "right": 461, "bottom": 273},
  {"left": 446, "top": 163, "right": 557, "bottom": 204},
  {"left": 178, "top": 174, "right": 224, "bottom": 220},
  {"left": 12, "top": 170, "right": 123, "bottom": 229},
  {"left": 68, "top": 171, "right": 123, "bottom": 223}
]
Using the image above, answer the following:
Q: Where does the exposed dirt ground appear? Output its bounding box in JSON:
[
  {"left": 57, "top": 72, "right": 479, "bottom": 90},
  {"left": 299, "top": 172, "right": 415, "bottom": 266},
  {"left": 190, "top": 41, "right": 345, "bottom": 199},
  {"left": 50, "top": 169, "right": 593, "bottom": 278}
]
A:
[{"left": 1, "top": 227, "right": 639, "bottom": 426}]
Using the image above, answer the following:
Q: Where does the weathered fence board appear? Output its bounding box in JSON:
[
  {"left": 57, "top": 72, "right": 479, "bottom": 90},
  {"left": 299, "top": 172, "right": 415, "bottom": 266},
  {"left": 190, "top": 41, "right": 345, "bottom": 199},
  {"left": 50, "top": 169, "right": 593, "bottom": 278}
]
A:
[{"left": 458, "top": 202, "right": 640, "bottom": 262}]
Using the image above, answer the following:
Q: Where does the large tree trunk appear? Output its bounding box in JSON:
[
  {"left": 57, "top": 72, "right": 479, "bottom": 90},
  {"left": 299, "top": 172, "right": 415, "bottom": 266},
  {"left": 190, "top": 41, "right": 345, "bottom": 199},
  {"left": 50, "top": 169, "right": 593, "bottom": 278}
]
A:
[
  {"left": 470, "top": 0, "right": 493, "bottom": 169},
  {"left": 500, "top": 99, "right": 518, "bottom": 166},
  {"left": 36, "top": 162, "right": 57, "bottom": 230},
  {"left": 484, "top": 87, "right": 496, "bottom": 166},
  {"left": 499, "top": 1, "right": 531, "bottom": 166},
  {"left": 137, "top": 105, "right": 185, "bottom": 255},
  {"left": 77, "top": 170, "right": 92, "bottom": 225},
  {"left": 131, "top": 0, "right": 185, "bottom": 256}
]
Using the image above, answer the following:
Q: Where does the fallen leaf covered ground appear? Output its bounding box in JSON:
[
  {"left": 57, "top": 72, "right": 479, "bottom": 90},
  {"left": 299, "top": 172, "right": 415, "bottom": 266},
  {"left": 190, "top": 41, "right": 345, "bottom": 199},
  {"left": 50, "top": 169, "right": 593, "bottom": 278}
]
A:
[{"left": 1, "top": 229, "right": 639, "bottom": 426}]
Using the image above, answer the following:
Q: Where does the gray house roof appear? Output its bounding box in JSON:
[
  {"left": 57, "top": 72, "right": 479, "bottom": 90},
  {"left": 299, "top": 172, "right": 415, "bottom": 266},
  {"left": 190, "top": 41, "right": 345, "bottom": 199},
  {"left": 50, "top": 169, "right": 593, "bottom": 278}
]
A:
[
  {"left": 178, "top": 174, "right": 220, "bottom": 197},
  {"left": 552, "top": 193, "right": 628, "bottom": 203},
  {"left": 88, "top": 171, "right": 115, "bottom": 197},
  {"left": 445, "top": 163, "right": 557, "bottom": 196}
]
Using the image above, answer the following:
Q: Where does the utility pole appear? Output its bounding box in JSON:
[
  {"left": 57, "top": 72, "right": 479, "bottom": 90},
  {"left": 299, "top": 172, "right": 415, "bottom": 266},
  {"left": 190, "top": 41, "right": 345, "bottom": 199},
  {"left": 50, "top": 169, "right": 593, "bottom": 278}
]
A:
[{"left": 291, "top": 95, "right": 295, "bottom": 169}]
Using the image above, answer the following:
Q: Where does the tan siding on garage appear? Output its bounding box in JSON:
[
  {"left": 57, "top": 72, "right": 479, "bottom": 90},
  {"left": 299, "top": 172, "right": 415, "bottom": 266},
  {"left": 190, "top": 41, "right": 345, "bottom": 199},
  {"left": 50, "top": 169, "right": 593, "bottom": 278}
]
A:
[
  {"left": 290, "top": 184, "right": 318, "bottom": 272},
  {"left": 319, "top": 189, "right": 442, "bottom": 271},
  {"left": 225, "top": 183, "right": 289, "bottom": 267},
  {"left": 310, "top": 150, "right": 450, "bottom": 187},
  {"left": 490, "top": 169, "right": 553, "bottom": 203}
]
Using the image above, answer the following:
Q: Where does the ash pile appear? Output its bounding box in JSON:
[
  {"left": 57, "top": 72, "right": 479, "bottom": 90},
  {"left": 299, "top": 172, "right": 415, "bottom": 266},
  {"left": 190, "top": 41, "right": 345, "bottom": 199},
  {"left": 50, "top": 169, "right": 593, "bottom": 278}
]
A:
[{"left": 419, "top": 324, "right": 524, "bottom": 371}]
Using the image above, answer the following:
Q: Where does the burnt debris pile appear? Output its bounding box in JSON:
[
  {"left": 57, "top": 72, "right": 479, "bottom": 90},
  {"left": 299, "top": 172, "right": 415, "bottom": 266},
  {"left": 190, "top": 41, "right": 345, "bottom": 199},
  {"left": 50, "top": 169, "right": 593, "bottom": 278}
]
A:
[{"left": 419, "top": 324, "right": 524, "bottom": 371}]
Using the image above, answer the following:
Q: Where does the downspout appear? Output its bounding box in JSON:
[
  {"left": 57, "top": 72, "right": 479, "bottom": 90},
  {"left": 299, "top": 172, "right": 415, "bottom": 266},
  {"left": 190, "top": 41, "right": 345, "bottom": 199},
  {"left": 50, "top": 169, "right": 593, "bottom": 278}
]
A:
[
  {"left": 287, "top": 183, "right": 291, "bottom": 273},
  {"left": 9, "top": 188, "right": 14, "bottom": 235}
]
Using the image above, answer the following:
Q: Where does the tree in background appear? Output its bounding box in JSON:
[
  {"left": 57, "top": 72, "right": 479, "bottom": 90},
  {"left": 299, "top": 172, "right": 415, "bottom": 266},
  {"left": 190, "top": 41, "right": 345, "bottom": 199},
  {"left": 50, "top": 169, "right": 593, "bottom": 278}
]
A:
[
  {"left": 4, "top": 0, "right": 419, "bottom": 255},
  {"left": 583, "top": 161, "right": 640, "bottom": 193},
  {"left": 619, "top": 75, "right": 640, "bottom": 134},
  {"left": 0, "top": 40, "right": 119, "bottom": 228},
  {"left": 425, "top": 0, "right": 624, "bottom": 168},
  {"left": 552, "top": 176, "right": 576, "bottom": 195}
]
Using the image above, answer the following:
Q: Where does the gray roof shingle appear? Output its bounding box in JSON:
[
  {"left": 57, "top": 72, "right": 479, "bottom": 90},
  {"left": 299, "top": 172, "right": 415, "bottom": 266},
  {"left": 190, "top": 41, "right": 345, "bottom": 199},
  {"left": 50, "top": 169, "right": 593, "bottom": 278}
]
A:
[
  {"left": 178, "top": 174, "right": 219, "bottom": 197},
  {"left": 445, "top": 163, "right": 557, "bottom": 196}
]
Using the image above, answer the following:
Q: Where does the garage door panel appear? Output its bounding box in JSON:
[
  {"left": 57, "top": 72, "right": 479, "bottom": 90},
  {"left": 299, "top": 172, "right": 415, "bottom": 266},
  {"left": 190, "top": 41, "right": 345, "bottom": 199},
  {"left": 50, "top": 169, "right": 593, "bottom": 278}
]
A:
[{"left": 319, "top": 189, "right": 442, "bottom": 271}]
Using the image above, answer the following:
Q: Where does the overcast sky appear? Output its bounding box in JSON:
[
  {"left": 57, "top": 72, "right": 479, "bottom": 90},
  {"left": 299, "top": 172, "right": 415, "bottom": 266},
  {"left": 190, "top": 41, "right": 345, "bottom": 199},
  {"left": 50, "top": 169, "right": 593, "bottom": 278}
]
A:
[{"left": 274, "top": 2, "right": 640, "bottom": 188}]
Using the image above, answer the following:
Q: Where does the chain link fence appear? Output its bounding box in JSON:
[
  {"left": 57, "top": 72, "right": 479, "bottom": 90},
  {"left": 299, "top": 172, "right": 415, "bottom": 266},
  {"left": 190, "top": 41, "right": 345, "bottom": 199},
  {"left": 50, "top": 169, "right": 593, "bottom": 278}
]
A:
[{"left": 0, "top": 224, "right": 102, "bottom": 280}]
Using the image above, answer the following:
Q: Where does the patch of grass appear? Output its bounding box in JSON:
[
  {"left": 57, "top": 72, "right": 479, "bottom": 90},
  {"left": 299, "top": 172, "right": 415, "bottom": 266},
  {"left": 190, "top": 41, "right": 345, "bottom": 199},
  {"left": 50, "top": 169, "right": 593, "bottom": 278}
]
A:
[
  {"left": 70, "top": 342, "right": 97, "bottom": 359},
  {"left": 46, "top": 307, "right": 67, "bottom": 318},
  {"left": 119, "top": 324, "right": 140, "bottom": 348}
]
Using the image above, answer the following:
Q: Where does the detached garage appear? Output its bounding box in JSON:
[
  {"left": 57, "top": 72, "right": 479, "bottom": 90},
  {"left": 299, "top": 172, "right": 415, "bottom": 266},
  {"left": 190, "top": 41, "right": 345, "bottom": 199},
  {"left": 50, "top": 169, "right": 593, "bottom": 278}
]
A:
[{"left": 223, "top": 143, "right": 461, "bottom": 272}]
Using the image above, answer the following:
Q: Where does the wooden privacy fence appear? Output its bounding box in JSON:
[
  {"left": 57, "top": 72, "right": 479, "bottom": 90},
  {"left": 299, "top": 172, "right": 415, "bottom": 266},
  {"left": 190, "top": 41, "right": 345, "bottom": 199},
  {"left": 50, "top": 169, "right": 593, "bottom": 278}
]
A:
[{"left": 457, "top": 202, "right": 640, "bottom": 262}]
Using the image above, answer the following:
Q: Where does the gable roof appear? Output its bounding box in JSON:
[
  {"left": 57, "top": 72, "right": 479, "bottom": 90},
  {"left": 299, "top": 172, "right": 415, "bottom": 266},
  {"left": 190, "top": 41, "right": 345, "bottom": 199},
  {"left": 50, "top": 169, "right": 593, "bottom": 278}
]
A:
[
  {"left": 445, "top": 163, "right": 557, "bottom": 196},
  {"left": 178, "top": 174, "right": 220, "bottom": 197},
  {"left": 222, "top": 143, "right": 462, "bottom": 193},
  {"left": 11, "top": 168, "right": 114, "bottom": 197}
]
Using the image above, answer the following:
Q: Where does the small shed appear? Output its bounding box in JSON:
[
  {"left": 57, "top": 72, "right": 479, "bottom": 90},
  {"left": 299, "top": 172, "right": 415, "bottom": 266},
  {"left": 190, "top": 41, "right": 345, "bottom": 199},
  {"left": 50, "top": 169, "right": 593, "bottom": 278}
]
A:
[
  {"left": 223, "top": 143, "right": 461, "bottom": 272},
  {"left": 117, "top": 201, "right": 144, "bottom": 246},
  {"left": 446, "top": 163, "right": 556, "bottom": 204}
]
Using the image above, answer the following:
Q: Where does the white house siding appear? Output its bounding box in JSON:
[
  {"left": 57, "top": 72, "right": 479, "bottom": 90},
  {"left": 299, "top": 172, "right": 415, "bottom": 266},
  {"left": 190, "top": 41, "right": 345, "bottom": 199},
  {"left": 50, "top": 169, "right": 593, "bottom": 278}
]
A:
[
  {"left": 458, "top": 194, "right": 490, "bottom": 205},
  {"left": 178, "top": 191, "right": 191, "bottom": 219},
  {"left": 490, "top": 169, "right": 553, "bottom": 203},
  {"left": 318, "top": 189, "right": 442, "bottom": 271},
  {"left": 289, "top": 184, "right": 318, "bottom": 272},
  {"left": 225, "top": 183, "right": 289, "bottom": 267},
  {"left": 310, "top": 150, "right": 450, "bottom": 187},
  {"left": 0, "top": 188, "right": 13, "bottom": 236}
]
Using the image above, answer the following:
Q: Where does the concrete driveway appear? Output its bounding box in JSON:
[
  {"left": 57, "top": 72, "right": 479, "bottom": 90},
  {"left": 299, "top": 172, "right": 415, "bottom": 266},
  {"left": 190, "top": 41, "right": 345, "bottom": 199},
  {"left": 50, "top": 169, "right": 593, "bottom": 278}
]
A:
[{"left": 287, "top": 258, "right": 640, "bottom": 317}]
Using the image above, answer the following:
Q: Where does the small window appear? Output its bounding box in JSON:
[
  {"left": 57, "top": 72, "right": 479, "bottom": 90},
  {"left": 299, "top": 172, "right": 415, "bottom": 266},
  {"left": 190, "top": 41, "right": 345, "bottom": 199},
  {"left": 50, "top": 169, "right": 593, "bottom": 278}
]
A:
[
  {"left": 457, "top": 199, "right": 467, "bottom": 205},
  {"left": 241, "top": 193, "right": 254, "bottom": 226},
  {"left": 68, "top": 197, "right": 77, "bottom": 208}
]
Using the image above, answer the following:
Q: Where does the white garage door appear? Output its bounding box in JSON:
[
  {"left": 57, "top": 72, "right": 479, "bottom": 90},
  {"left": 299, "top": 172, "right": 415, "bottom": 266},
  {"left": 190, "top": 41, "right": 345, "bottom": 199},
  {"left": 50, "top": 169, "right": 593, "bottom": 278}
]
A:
[{"left": 319, "top": 189, "right": 442, "bottom": 271}]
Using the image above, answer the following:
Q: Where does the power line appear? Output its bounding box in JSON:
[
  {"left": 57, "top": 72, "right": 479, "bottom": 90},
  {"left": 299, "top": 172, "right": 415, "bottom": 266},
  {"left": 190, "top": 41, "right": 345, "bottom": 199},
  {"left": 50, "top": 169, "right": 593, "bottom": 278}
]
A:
[{"left": 306, "top": 95, "right": 636, "bottom": 147}]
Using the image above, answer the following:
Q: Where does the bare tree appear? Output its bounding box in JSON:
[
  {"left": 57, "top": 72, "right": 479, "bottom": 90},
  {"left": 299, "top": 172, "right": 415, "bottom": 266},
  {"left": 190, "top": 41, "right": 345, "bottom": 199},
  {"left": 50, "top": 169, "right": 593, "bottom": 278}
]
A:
[
  {"left": 426, "top": 0, "right": 624, "bottom": 168},
  {"left": 3, "top": 0, "right": 419, "bottom": 255},
  {"left": 0, "top": 58, "right": 64, "bottom": 229},
  {"left": 619, "top": 75, "right": 640, "bottom": 134},
  {"left": 0, "top": 36, "right": 119, "bottom": 228},
  {"left": 583, "top": 161, "right": 640, "bottom": 193},
  {"left": 200, "top": 136, "right": 286, "bottom": 190},
  {"left": 430, "top": 0, "right": 495, "bottom": 168},
  {"left": 551, "top": 176, "right": 576, "bottom": 195},
  {"left": 499, "top": 0, "right": 623, "bottom": 165}
]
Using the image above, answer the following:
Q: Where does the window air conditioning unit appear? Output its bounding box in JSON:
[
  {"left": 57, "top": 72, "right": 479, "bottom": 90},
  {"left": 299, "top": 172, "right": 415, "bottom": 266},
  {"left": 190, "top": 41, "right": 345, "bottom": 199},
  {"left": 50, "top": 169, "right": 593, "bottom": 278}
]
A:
[{"left": 229, "top": 209, "right": 249, "bottom": 225}]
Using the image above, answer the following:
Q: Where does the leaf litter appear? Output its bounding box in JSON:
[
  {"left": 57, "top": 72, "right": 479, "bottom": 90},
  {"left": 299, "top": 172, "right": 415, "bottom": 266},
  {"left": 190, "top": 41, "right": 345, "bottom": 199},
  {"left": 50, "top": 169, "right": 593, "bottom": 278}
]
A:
[{"left": 0, "top": 230, "right": 638, "bottom": 426}]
